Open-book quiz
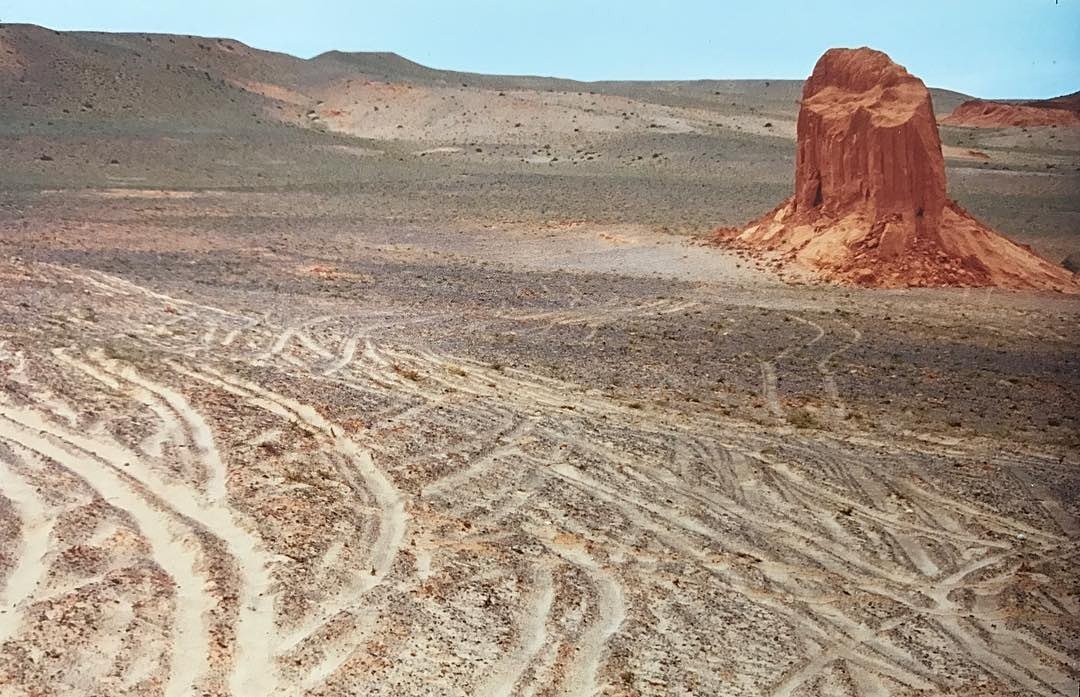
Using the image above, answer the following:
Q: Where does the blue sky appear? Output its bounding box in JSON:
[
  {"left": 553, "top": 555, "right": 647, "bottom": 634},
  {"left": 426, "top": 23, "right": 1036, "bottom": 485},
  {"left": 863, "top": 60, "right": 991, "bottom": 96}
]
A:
[{"left": 4, "top": 1, "right": 1078, "bottom": 98}]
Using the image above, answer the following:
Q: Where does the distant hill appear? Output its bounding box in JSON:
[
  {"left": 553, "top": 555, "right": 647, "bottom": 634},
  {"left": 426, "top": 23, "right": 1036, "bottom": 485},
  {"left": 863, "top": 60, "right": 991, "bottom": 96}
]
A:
[
  {"left": 1, "top": 23, "right": 976, "bottom": 139},
  {"left": 1, "top": 24, "right": 297, "bottom": 128}
]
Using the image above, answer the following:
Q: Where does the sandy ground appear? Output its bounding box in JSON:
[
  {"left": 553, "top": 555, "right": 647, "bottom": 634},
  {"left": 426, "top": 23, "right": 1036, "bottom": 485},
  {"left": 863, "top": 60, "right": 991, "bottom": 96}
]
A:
[{"left": 0, "top": 190, "right": 1078, "bottom": 696}]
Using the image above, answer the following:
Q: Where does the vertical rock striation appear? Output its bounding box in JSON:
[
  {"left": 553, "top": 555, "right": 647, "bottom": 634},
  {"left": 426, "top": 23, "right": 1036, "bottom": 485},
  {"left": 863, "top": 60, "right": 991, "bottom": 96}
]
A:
[{"left": 794, "top": 48, "right": 947, "bottom": 257}]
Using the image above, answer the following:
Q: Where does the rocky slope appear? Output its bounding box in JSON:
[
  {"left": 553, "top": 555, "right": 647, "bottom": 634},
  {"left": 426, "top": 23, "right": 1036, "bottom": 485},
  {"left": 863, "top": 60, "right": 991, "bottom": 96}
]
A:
[
  {"left": 942, "top": 92, "right": 1080, "bottom": 128},
  {"left": 1, "top": 23, "right": 974, "bottom": 142}
]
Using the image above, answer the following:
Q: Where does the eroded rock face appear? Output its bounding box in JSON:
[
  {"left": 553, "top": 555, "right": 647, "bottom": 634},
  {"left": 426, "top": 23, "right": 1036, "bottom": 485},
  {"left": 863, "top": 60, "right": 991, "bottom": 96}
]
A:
[
  {"left": 718, "top": 47, "right": 1078, "bottom": 292},
  {"left": 794, "top": 48, "right": 947, "bottom": 257}
]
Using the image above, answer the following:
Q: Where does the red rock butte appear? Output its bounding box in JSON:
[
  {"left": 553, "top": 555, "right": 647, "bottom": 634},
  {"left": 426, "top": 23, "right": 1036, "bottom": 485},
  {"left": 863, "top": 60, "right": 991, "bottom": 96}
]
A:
[{"left": 718, "top": 47, "right": 1078, "bottom": 292}]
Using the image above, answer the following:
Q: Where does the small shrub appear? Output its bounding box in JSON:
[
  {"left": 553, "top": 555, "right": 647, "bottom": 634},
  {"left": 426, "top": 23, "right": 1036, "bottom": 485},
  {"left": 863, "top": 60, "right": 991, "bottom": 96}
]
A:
[
  {"left": 392, "top": 364, "right": 422, "bottom": 382},
  {"left": 788, "top": 408, "right": 820, "bottom": 430}
]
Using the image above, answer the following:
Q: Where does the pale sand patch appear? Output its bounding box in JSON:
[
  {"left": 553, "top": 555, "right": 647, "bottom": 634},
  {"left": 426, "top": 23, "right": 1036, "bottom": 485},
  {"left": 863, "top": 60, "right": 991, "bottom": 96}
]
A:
[
  {"left": 413, "top": 147, "right": 462, "bottom": 156},
  {"left": 451, "top": 221, "right": 780, "bottom": 286},
  {"left": 97, "top": 189, "right": 199, "bottom": 199},
  {"left": 322, "top": 144, "right": 384, "bottom": 158},
  {"left": 312, "top": 81, "right": 706, "bottom": 143},
  {"left": 942, "top": 145, "right": 991, "bottom": 161}
]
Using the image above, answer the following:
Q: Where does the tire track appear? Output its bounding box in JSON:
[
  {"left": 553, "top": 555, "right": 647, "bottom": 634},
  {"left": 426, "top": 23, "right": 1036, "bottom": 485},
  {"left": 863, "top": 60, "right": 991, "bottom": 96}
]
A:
[
  {"left": 8, "top": 349, "right": 283, "bottom": 695},
  {"left": 759, "top": 315, "right": 818, "bottom": 421},
  {"left": 11, "top": 259, "right": 1076, "bottom": 695},
  {"left": 69, "top": 351, "right": 280, "bottom": 695},
  {"left": 543, "top": 538, "right": 625, "bottom": 697},
  {"left": 786, "top": 315, "right": 859, "bottom": 422},
  {"left": 423, "top": 417, "right": 534, "bottom": 501},
  {"left": 322, "top": 333, "right": 360, "bottom": 376},
  {"left": 1007, "top": 463, "right": 1079, "bottom": 539},
  {"left": 66, "top": 349, "right": 226, "bottom": 500},
  {"left": 169, "top": 362, "right": 407, "bottom": 669},
  {"left": 0, "top": 406, "right": 214, "bottom": 697},
  {"left": 0, "top": 455, "right": 54, "bottom": 644},
  {"left": 255, "top": 326, "right": 334, "bottom": 365},
  {"left": 477, "top": 565, "right": 555, "bottom": 697},
  {"left": 545, "top": 452, "right": 960, "bottom": 692}
]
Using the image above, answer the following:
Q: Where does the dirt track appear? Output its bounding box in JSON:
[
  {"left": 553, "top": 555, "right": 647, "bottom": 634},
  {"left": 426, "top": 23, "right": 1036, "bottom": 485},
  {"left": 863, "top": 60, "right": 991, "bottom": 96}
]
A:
[{"left": 1, "top": 227, "right": 1077, "bottom": 694}]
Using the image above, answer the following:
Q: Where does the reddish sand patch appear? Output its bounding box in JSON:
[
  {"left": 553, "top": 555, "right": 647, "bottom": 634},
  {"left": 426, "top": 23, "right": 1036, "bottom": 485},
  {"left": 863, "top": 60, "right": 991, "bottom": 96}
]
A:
[
  {"left": 230, "top": 80, "right": 311, "bottom": 106},
  {"left": 941, "top": 146, "right": 991, "bottom": 161},
  {"left": 0, "top": 36, "right": 25, "bottom": 75},
  {"left": 716, "top": 48, "right": 1077, "bottom": 292},
  {"left": 941, "top": 94, "right": 1080, "bottom": 128}
]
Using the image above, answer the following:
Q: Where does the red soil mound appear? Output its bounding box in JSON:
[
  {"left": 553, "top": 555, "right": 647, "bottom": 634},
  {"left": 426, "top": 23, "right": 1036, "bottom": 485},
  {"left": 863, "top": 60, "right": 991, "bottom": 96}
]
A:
[
  {"left": 941, "top": 93, "right": 1080, "bottom": 128},
  {"left": 717, "top": 48, "right": 1077, "bottom": 292}
]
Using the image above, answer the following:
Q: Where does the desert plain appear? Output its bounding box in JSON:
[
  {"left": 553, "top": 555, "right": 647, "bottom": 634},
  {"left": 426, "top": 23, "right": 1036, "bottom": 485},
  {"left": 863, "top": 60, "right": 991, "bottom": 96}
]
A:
[{"left": 0, "top": 24, "right": 1078, "bottom": 697}]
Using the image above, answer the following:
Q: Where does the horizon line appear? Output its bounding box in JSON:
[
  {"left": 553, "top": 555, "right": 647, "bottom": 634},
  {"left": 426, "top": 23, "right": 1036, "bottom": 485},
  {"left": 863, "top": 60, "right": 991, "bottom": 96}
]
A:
[{"left": 5, "top": 21, "right": 1077, "bottom": 100}]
